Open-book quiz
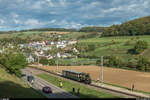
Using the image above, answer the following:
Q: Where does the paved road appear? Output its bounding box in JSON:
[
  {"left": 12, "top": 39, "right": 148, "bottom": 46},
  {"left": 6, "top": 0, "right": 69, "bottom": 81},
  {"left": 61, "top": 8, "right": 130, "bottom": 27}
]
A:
[{"left": 21, "top": 69, "right": 78, "bottom": 98}]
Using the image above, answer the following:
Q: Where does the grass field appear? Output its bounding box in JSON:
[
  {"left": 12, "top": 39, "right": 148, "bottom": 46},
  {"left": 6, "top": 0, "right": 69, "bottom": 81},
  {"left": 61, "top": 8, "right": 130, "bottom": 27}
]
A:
[
  {"left": 58, "top": 58, "right": 97, "bottom": 66},
  {"left": 78, "top": 35, "right": 150, "bottom": 60},
  {"left": 0, "top": 67, "right": 45, "bottom": 98},
  {"left": 37, "top": 73, "right": 119, "bottom": 98},
  {"left": 31, "top": 65, "right": 150, "bottom": 93}
]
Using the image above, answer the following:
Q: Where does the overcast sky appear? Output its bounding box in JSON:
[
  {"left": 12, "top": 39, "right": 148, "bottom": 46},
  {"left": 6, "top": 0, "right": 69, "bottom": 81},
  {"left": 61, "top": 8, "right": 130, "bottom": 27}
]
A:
[{"left": 0, "top": 0, "right": 150, "bottom": 31}]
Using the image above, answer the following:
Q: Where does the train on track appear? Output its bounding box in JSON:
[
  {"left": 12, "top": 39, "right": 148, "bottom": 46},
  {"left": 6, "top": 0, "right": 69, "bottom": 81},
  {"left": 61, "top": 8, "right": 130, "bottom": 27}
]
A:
[{"left": 62, "top": 70, "right": 91, "bottom": 84}]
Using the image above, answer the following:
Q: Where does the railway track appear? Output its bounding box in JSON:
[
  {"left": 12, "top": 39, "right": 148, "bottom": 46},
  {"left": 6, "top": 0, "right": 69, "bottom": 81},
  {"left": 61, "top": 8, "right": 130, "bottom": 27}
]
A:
[{"left": 28, "top": 65, "right": 150, "bottom": 98}]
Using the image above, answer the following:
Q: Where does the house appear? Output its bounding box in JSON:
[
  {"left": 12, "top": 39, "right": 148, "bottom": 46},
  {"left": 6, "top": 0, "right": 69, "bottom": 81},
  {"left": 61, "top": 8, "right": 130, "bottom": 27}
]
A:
[
  {"left": 51, "top": 41, "right": 55, "bottom": 45},
  {"left": 0, "top": 49, "right": 3, "bottom": 53},
  {"left": 46, "top": 55, "right": 53, "bottom": 59},
  {"left": 61, "top": 54, "right": 68, "bottom": 58},
  {"left": 42, "top": 46, "right": 51, "bottom": 51},
  {"left": 63, "top": 53, "right": 72, "bottom": 58},
  {"left": 56, "top": 41, "right": 66, "bottom": 48},
  {"left": 73, "top": 48, "right": 79, "bottom": 54},
  {"left": 40, "top": 41, "right": 46, "bottom": 45},
  {"left": 68, "top": 40, "right": 77, "bottom": 45},
  {"left": 56, "top": 44, "right": 66, "bottom": 48},
  {"left": 27, "top": 55, "right": 34, "bottom": 63},
  {"left": 57, "top": 53, "right": 61, "bottom": 58}
]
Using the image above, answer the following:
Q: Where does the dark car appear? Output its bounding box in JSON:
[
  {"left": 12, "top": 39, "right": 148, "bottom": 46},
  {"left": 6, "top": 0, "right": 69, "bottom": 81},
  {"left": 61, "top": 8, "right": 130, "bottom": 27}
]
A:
[
  {"left": 42, "top": 86, "right": 52, "bottom": 93},
  {"left": 27, "top": 75, "right": 35, "bottom": 83},
  {"left": 21, "top": 74, "right": 26, "bottom": 77}
]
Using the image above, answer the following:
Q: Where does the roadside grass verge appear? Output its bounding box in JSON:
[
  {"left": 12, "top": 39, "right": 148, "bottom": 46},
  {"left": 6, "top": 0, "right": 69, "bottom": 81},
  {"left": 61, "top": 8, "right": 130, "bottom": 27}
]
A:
[
  {"left": 0, "top": 67, "right": 45, "bottom": 98},
  {"left": 37, "top": 73, "right": 120, "bottom": 98}
]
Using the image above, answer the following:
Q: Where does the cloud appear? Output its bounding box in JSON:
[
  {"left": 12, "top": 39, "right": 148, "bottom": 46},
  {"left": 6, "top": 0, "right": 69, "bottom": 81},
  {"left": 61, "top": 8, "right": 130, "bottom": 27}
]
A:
[
  {"left": 24, "top": 19, "right": 46, "bottom": 28},
  {"left": 49, "top": 19, "right": 56, "bottom": 23},
  {"left": 0, "top": 0, "right": 150, "bottom": 31},
  {"left": 0, "top": 19, "right": 4, "bottom": 24}
]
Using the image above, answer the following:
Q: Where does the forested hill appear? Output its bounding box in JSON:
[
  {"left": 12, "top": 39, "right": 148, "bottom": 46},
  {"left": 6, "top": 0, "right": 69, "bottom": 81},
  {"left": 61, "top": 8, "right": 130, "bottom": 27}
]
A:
[
  {"left": 102, "top": 16, "right": 150, "bottom": 37},
  {"left": 79, "top": 15, "right": 150, "bottom": 37}
]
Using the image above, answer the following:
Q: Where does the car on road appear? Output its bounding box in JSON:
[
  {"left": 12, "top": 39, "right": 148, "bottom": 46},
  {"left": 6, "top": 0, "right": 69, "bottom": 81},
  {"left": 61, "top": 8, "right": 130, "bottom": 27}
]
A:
[
  {"left": 21, "top": 74, "right": 26, "bottom": 77},
  {"left": 42, "top": 86, "right": 52, "bottom": 93},
  {"left": 27, "top": 75, "right": 35, "bottom": 84}
]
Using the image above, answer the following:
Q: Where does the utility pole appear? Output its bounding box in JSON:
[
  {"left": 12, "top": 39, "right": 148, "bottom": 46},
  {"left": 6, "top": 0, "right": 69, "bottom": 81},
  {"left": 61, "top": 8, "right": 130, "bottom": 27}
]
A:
[
  {"left": 38, "top": 55, "right": 39, "bottom": 64},
  {"left": 100, "top": 56, "right": 103, "bottom": 83},
  {"left": 56, "top": 52, "right": 58, "bottom": 73}
]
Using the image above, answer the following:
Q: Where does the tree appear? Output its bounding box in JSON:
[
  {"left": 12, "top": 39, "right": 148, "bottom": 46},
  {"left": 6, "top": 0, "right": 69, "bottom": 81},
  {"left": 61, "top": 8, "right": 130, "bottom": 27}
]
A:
[
  {"left": 127, "top": 58, "right": 137, "bottom": 69},
  {"left": 0, "top": 47, "right": 28, "bottom": 77},
  {"left": 48, "top": 59, "right": 56, "bottom": 65},
  {"left": 104, "top": 55, "right": 123, "bottom": 68},
  {"left": 134, "top": 40, "right": 148, "bottom": 54},
  {"left": 39, "top": 57, "right": 49, "bottom": 65},
  {"left": 137, "top": 57, "right": 150, "bottom": 71}
]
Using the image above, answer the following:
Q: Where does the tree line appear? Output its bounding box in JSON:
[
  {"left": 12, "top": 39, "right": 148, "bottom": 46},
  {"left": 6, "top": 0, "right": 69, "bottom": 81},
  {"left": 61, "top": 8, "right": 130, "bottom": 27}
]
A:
[{"left": 19, "top": 28, "right": 77, "bottom": 32}]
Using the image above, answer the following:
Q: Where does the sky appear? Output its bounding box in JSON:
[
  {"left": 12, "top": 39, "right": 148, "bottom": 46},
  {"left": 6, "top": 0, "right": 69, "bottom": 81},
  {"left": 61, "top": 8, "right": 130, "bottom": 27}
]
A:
[{"left": 0, "top": 0, "right": 150, "bottom": 31}]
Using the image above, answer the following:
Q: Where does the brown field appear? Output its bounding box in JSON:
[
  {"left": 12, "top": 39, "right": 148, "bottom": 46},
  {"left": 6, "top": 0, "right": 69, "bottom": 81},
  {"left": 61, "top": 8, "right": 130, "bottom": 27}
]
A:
[
  {"left": 31, "top": 65, "right": 150, "bottom": 93},
  {"left": 44, "top": 31, "right": 69, "bottom": 34}
]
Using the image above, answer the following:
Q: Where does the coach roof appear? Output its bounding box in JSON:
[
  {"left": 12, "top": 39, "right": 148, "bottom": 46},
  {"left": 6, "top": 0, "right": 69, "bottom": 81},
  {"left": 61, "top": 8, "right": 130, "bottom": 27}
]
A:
[{"left": 63, "top": 70, "right": 82, "bottom": 74}]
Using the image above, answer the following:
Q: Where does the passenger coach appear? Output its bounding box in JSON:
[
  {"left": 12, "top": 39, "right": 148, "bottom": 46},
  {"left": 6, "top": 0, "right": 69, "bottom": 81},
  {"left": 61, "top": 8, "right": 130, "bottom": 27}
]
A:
[{"left": 62, "top": 70, "right": 91, "bottom": 84}]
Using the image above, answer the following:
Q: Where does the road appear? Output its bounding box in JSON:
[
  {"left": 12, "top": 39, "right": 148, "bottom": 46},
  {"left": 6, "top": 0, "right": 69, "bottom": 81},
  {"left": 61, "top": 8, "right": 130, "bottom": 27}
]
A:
[{"left": 21, "top": 68, "right": 78, "bottom": 98}]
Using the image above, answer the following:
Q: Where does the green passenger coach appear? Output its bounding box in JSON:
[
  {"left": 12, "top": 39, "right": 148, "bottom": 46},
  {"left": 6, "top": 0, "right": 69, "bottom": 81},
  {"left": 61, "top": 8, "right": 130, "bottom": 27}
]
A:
[{"left": 62, "top": 70, "right": 91, "bottom": 84}]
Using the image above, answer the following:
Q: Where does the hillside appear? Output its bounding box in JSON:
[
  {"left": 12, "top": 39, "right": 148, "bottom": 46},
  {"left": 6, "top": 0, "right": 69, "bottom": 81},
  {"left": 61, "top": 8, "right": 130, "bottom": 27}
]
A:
[
  {"left": 78, "top": 15, "right": 150, "bottom": 37},
  {"left": 0, "top": 66, "right": 44, "bottom": 98},
  {"left": 102, "top": 15, "right": 150, "bottom": 37},
  {"left": 77, "top": 35, "right": 150, "bottom": 61}
]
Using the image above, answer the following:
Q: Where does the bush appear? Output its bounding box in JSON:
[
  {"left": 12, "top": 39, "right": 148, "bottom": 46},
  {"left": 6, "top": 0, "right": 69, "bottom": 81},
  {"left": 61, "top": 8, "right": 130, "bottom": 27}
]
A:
[
  {"left": 103, "top": 56, "right": 123, "bottom": 68},
  {"left": 124, "top": 40, "right": 131, "bottom": 46},
  {"left": 134, "top": 40, "right": 148, "bottom": 54},
  {"left": 127, "top": 58, "right": 137, "bottom": 69},
  {"left": 87, "top": 44, "right": 96, "bottom": 51},
  {"left": 137, "top": 57, "right": 150, "bottom": 71},
  {"left": 48, "top": 59, "right": 56, "bottom": 65},
  {"left": 39, "top": 57, "right": 49, "bottom": 65}
]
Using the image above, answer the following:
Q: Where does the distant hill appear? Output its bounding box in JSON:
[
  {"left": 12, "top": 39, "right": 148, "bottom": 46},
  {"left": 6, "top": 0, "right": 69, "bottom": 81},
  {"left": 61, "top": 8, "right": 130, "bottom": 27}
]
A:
[
  {"left": 78, "top": 15, "right": 150, "bottom": 37},
  {"left": 20, "top": 28, "right": 77, "bottom": 32},
  {"left": 79, "top": 26, "right": 106, "bottom": 32},
  {"left": 102, "top": 15, "right": 150, "bottom": 37}
]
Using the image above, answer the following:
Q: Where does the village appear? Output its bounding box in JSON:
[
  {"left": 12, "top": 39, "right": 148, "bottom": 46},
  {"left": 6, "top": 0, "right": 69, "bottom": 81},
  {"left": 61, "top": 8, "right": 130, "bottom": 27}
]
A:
[{"left": 18, "top": 39, "right": 79, "bottom": 63}]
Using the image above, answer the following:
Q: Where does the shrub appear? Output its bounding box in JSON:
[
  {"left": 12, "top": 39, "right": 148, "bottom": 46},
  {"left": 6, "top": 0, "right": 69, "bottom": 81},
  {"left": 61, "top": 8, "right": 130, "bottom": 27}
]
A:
[
  {"left": 136, "top": 36, "right": 140, "bottom": 40},
  {"left": 134, "top": 40, "right": 148, "bottom": 54},
  {"left": 127, "top": 58, "right": 137, "bottom": 69},
  {"left": 48, "top": 59, "right": 56, "bottom": 65},
  {"left": 129, "top": 40, "right": 148, "bottom": 54},
  {"left": 124, "top": 40, "right": 131, "bottom": 46},
  {"left": 137, "top": 57, "right": 150, "bottom": 71},
  {"left": 39, "top": 57, "right": 49, "bottom": 65},
  {"left": 104, "top": 55, "right": 123, "bottom": 68}
]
